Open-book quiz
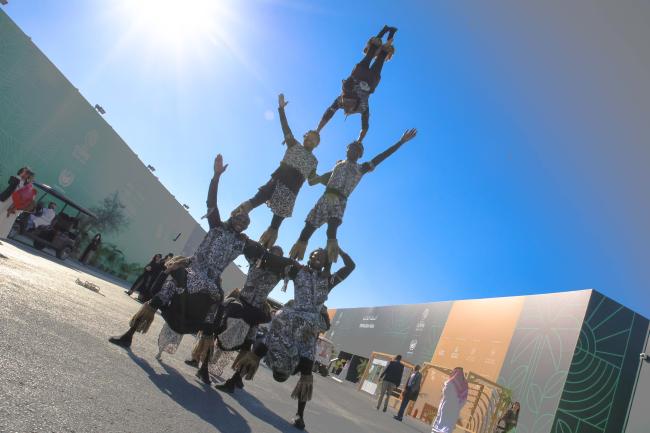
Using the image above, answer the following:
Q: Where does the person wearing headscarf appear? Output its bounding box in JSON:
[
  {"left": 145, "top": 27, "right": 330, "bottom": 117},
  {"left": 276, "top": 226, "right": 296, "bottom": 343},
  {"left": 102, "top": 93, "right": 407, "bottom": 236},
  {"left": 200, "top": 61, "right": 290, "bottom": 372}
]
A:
[
  {"left": 230, "top": 93, "right": 320, "bottom": 249},
  {"left": 108, "top": 154, "right": 256, "bottom": 354},
  {"left": 316, "top": 25, "right": 397, "bottom": 143},
  {"left": 290, "top": 128, "right": 416, "bottom": 262},
  {"left": 233, "top": 246, "right": 354, "bottom": 430},
  {"left": 432, "top": 367, "right": 469, "bottom": 433}
]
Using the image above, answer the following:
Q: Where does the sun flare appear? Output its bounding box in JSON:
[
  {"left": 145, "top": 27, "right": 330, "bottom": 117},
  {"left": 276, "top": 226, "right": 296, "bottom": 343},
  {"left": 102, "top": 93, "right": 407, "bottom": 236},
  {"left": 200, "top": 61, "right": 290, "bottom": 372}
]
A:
[{"left": 120, "top": 0, "right": 225, "bottom": 50}]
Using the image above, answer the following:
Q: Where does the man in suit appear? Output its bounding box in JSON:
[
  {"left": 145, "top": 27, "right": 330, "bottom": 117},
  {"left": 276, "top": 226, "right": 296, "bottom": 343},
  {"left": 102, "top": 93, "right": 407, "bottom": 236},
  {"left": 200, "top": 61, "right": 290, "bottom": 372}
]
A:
[
  {"left": 394, "top": 364, "right": 422, "bottom": 421},
  {"left": 376, "top": 354, "right": 405, "bottom": 411}
]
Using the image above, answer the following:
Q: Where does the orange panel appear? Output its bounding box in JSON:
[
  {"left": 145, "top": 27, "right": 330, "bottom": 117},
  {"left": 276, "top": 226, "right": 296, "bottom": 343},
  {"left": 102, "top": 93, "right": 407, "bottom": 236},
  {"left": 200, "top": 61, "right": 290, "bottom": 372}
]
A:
[
  {"left": 412, "top": 297, "right": 525, "bottom": 419},
  {"left": 431, "top": 297, "right": 525, "bottom": 380},
  {"left": 327, "top": 309, "right": 337, "bottom": 323}
]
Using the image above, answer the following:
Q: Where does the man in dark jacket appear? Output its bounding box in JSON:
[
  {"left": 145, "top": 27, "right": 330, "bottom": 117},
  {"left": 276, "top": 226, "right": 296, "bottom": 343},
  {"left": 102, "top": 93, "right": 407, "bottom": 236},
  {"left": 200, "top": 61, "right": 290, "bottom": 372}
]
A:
[
  {"left": 376, "top": 355, "right": 404, "bottom": 411},
  {"left": 394, "top": 364, "right": 422, "bottom": 421}
]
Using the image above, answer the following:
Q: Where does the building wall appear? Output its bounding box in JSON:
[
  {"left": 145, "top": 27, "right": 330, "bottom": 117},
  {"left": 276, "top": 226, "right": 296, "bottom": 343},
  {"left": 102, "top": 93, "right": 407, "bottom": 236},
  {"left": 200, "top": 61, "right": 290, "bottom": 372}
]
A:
[
  {"left": 328, "top": 290, "right": 650, "bottom": 432},
  {"left": 552, "top": 291, "right": 649, "bottom": 433},
  {"left": 0, "top": 10, "right": 245, "bottom": 290},
  {"left": 324, "top": 301, "right": 454, "bottom": 366},
  {"left": 624, "top": 324, "right": 650, "bottom": 433},
  {"left": 498, "top": 290, "right": 592, "bottom": 433}
]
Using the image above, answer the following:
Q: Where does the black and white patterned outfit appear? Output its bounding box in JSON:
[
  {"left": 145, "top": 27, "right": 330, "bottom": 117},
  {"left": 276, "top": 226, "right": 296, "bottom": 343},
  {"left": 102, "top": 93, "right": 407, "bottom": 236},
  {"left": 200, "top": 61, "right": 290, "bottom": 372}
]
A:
[
  {"left": 215, "top": 254, "right": 282, "bottom": 351},
  {"left": 306, "top": 159, "right": 372, "bottom": 228},
  {"left": 155, "top": 177, "right": 249, "bottom": 355},
  {"left": 248, "top": 106, "right": 317, "bottom": 218},
  {"left": 258, "top": 255, "right": 355, "bottom": 377},
  {"left": 318, "top": 35, "right": 392, "bottom": 140}
]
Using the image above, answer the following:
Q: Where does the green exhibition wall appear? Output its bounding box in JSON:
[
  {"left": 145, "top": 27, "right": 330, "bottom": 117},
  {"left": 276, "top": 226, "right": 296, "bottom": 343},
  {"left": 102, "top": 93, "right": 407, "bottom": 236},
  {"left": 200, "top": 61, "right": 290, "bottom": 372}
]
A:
[
  {"left": 0, "top": 10, "right": 205, "bottom": 277},
  {"left": 552, "top": 291, "right": 649, "bottom": 433},
  {"left": 328, "top": 290, "right": 649, "bottom": 433}
]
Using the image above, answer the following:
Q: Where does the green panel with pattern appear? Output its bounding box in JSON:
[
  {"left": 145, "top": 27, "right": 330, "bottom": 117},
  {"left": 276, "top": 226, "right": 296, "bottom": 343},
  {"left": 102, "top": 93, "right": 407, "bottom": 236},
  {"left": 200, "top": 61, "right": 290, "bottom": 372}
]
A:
[{"left": 552, "top": 291, "right": 649, "bottom": 433}]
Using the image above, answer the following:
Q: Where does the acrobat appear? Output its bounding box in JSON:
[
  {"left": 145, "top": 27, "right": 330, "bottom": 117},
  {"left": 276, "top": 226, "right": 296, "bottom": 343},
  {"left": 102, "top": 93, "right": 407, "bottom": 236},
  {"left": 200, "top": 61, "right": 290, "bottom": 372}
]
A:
[
  {"left": 290, "top": 128, "right": 417, "bottom": 262},
  {"left": 316, "top": 25, "right": 398, "bottom": 142},
  {"left": 231, "top": 247, "right": 355, "bottom": 430},
  {"left": 231, "top": 94, "right": 320, "bottom": 248}
]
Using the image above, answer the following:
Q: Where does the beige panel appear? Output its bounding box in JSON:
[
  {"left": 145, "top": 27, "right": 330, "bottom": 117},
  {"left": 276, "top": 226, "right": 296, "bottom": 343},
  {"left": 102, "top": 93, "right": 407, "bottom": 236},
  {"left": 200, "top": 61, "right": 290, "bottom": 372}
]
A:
[{"left": 411, "top": 297, "right": 524, "bottom": 423}]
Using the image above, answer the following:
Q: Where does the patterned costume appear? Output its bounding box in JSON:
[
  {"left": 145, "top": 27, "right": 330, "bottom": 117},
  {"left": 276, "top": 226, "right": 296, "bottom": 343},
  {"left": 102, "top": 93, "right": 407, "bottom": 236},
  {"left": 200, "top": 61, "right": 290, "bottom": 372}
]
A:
[
  {"left": 236, "top": 250, "right": 355, "bottom": 429},
  {"left": 232, "top": 96, "right": 319, "bottom": 251},
  {"left": 216, "top": 255, "right": 282, "bottom": 349},
  {"left": 109, "top": 164, "right": 253, "bottom": 357},
  {"left": 155, "top": 212, "right": 248, "bottom": 355},
  {"left": 306, "top": 159, "right": 372, "bottom": 228},
  {"left": 317, "top": 26, "right": 397, "bottom": 142},
  {"left": 264, "top": 267, "right": 334, "bottom": 376},
  {"left": 291, "top": 128, "right": 416, "bottom": 262}
]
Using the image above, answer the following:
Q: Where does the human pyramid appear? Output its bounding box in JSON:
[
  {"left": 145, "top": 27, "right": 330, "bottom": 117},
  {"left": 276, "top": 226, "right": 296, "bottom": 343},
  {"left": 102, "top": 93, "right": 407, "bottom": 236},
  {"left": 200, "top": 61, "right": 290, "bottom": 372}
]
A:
[{"left": 109, "top": 26, "right": 417, "bottom": 430}]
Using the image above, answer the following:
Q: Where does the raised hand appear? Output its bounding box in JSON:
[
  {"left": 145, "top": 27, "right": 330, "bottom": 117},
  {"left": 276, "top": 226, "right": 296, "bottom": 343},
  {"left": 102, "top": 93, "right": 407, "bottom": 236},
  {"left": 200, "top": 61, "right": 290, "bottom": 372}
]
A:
[
  {"left": 399, "top": 128, "right": 417, "bottom": 144},
  {"left": 213, "top": 154, "right": 228, "bottom": 177},
  {"left": 278, "top": 93, "right": 289, "bottom": 109}
]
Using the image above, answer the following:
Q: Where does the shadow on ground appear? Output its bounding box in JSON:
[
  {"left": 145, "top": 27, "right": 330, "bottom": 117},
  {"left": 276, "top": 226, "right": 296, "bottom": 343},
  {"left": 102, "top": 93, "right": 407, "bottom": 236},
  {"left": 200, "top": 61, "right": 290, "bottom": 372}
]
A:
[{"left": 127, "top": 352, "right": 301, "bottom": 433}]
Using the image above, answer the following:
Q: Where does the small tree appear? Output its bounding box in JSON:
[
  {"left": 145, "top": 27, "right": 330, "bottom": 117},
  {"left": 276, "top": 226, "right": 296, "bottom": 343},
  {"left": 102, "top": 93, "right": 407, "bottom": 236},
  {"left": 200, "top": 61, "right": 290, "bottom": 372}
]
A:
[
  {"left": 87, "top": 192, "right": 129, "bottom": 235},
  {"left": 75, "top": 192, "right": 130, "bottom": 258},
  {"left": 356, "top": 359, "right": 369, "bottom": 380}
]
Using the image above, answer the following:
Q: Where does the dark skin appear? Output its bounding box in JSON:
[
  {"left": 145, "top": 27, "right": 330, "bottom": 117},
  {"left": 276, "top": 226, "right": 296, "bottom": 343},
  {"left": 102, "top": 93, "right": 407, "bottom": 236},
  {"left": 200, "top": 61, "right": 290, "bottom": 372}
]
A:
[
  {"left": 250, "top": 246, "right": 354, "bottom": 428},
  {"left": 312, "top": 128, "right": 417, "bottom": 186},
  {"left": 209, "top": 154, "right": 250, "bottom": 234},
  {"left": 292, "top": 129, "right": 417, "bottom": 261},
  {"left": 316, "top": 25, "right": 398, "bottom": 143}
]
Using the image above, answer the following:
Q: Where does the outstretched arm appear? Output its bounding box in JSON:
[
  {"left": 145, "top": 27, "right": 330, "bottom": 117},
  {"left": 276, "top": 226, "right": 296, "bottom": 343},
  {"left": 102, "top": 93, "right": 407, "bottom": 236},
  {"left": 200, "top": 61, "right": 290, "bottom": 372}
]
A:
[
  {"left": 358, "top": 109, "right": 369, "bottom": 142},
  {"left": 328, "top": 248, "right": 355, "bottom": 291},
  {"left": 278, "top": 94, "right": 299, "bottom": 147},
  {"left": 242, "top": 239, "right": 266, "bottom": 262},
  {"left": 317, "top": 96, "right": 343, "bottom": 133},
  {"left": 206, "top": 154, "right": 228, "bottom": 229},
  {"left": 308, "top": 171, "right": 332, "bottom": 186},
  {"left": 361, "top": 128, "right": 417, "bottom": 173},
  {"left": 259, "top": 252, "right": 301, "bottom": 279}
]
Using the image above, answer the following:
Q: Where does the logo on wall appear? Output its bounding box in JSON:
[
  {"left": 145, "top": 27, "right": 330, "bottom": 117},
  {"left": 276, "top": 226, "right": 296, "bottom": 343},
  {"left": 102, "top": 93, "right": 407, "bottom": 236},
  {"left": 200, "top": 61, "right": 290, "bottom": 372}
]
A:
[
  {"left": 407, "top": 339, "right": 418, "bottom": 355},
  {"left": 359, "top": 313, "right": 378, "bottom": 329},
  {"left": 58, "top": 169, "right": 75, "bottom": 188},
  {"left": 415, "top": 308, "right": 430, "bottom": 332},
  {"left": 72, "top": 130, "right": 98, "bottom": 165}
]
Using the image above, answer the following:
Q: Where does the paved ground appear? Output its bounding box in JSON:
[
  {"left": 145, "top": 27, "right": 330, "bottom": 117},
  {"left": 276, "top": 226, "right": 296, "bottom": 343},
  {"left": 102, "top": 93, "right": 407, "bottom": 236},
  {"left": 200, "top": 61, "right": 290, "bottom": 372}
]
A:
[{"left": 0, "top": 241, "right": 431, "bottom": 433}]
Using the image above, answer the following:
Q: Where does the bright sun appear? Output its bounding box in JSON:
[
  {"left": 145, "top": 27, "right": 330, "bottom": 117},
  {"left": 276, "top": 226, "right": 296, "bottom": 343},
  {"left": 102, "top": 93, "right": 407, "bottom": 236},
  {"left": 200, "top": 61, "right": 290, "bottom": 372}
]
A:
[{"left": 120, "top": 0, "right": 225, "bottom": 50}]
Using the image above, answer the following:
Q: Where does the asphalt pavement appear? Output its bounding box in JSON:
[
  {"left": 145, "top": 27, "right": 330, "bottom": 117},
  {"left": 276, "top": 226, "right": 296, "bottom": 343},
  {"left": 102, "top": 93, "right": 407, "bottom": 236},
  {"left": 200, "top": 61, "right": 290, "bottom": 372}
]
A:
[{"left": 0, "top": 241, "right": 430, "bottom": 433}]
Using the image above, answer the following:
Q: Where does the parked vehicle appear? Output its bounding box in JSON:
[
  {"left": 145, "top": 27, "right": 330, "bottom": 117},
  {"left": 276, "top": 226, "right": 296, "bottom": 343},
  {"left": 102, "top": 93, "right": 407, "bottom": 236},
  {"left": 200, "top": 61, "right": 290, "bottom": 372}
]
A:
[{"left": 11, "top": 182, "right": 96, "bottom": 260}]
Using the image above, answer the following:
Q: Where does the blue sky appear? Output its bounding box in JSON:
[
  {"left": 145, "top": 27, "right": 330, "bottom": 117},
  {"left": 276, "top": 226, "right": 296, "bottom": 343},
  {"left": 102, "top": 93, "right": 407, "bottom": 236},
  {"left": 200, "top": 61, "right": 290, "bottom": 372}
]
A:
[{"left": 4, "top": 0, "right": 649, "bottom": 316}]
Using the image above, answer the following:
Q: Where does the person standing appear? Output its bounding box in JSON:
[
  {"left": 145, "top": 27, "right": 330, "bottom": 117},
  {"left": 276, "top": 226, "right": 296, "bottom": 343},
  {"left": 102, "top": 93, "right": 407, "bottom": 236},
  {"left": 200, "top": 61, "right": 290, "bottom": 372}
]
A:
[
  {"left": 80, "top": 233, "right": 101, "bottom": 264},
  {"left": 0, "top": 168, "right": 31, "bottom": 235},
  {"left": 0, "top": 169, "right": 36, "bottom": 239},
  {"left": 394, "top": 364, "right": 422, "bottom": 421},
  {"left": 146, "top": 253, "right": 174, "bottom": 300},
  {"left": 126, "top": 254, "right": 162, "bottom": 297},
  {"left": 431, "top": 367, "right": 469, "bottom": 432},
  {"left": 289, "top": 128, "right": 417, "bottom": 262},
  {"left": 230, "top": 93, "right": 320, "bottom": 248},
  {"left": 495, "top": 401, "right": 520, "bottom": 433},
  {"left": 376, "top": 355, "right": 404, "bottom": 412}
]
